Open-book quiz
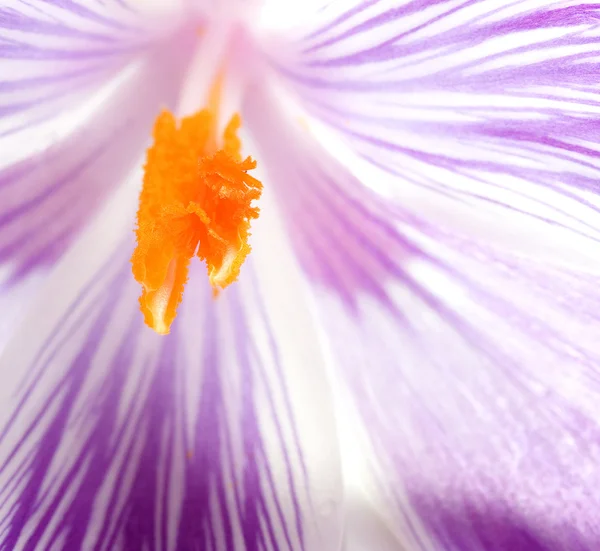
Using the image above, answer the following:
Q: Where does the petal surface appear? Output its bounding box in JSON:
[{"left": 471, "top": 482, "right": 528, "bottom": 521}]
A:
[
  {"left": 245, "top": 81, "right": 600, "bottom": 551},
  {"left": 266, "top": 0, "right": 600, "bottom": 242},
  {"left": 0, "top": 166, "right": 343, "bottom": 550},
  {"left": 0, "top": 0, "right": 189, "bottom": 140}
]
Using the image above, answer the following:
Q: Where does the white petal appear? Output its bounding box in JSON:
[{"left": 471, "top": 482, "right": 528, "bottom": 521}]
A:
[{"left": 344, "top": 494, "right": 406, "bottom": 551}]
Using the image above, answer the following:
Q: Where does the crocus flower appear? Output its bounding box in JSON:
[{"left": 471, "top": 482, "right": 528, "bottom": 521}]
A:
[{"left": 1, "top": 0, "right": 599, "bottom": 549}]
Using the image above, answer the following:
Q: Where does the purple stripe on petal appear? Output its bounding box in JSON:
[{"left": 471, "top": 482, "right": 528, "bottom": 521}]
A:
[
  {"left": 301, "top": 0, "right": 382, "bottom": 43},
  {"left": 0, "top": 62, "right": 115, "bottom": 92},
  {"left": 303, "top": 0, "right": 468, "bottom": 56}
]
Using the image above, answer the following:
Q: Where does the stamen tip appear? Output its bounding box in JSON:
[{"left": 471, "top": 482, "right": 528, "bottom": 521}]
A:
[{"left": 131, "top": 100, "right": 262, "bottom": 333}]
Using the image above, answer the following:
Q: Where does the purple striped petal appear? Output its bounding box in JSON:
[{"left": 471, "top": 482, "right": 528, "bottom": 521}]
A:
[
  {"left": 265, "top": 0, "right": 600, "bottom": 242},
  {"left": 245, "top": 81, "right": 600, "bottom": 551},
  {"left": 0, "top": 0, "right": 192, "bottom": 136},
  {"left": 0, "top": 179, "right": 343, "bottom": 550}
]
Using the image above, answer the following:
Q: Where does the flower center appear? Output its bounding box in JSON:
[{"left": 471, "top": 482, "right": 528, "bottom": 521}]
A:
[{"left": 130, "top": 104, "right": 262, "bottom": 335}]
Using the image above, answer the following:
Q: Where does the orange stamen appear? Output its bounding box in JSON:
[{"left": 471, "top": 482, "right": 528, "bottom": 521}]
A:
[{"left": 131, "top": 106, "right": 262, "bottom": 335}]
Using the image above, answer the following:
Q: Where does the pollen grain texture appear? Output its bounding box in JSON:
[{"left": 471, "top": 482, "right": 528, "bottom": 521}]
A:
[{"left": 131, "top": 109, "right": 262, "bottom": 335}]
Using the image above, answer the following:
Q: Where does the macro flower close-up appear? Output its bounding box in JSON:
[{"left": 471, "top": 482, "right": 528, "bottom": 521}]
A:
[{"left": 1, "top": 0, "right": 600, "bottom": 549}]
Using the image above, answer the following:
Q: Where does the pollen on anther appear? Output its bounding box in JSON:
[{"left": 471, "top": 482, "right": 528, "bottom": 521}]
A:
[{"left": 130, "top": 107, "right": 262, "bottom": 335}]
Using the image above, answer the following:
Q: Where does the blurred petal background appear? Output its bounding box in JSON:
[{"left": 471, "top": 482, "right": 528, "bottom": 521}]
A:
[{"left": 1, "top": 1, "right": 599, "bottom": 550}]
